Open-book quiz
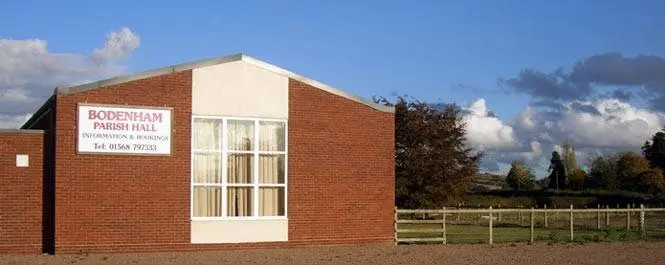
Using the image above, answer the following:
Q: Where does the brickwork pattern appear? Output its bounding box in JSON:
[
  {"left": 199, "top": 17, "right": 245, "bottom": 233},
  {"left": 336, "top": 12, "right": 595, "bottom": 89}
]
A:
[
  {"left": 0, "top": 132, "right": 44, "bottom": 254},
  {"left": 51, "top": 72, "right": 395, "bottom": 254}
]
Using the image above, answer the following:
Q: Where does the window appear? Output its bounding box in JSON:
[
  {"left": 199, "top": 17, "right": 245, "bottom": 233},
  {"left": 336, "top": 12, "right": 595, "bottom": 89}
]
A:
[{"left": 192, "top": 117, "right": 287, "bottom": 219}]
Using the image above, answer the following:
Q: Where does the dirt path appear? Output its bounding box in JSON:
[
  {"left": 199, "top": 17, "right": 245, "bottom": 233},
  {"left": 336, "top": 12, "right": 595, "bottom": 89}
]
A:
[{"left": 2, "top": 242, "right": 664, "bottom": 265}]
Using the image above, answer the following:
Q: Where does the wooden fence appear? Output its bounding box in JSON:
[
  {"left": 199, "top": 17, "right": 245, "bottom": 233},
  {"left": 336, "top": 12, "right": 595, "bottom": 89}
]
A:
[{"left": 395, "top": 204, "right": 665, "bottom": 245}]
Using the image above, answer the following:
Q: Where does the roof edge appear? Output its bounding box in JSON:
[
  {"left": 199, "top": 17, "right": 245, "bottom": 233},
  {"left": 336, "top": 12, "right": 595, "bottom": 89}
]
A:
[
  {"left": 240, "top": 55, "right": 394, "bottom": 113},
  {"left": 55, "top": 53, "right": 395, "bottom": 113},
  {"left": 56, "top": 54, "right": 243, "bottom": 95},
  {"left": 20, "top": 94, "right": 56, "bottom": 129},
  {"left": 0, "top": 129, "right": 45, "bottom": 134}
]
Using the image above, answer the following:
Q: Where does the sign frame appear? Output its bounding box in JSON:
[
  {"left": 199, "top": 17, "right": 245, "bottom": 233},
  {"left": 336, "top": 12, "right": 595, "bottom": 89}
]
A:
[{"left": 75, "top": 103, "right": 174, "bottom": 156}]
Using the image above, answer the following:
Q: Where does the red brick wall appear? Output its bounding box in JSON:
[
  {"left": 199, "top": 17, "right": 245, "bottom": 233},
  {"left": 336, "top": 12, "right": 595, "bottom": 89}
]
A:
[
  {"left": 51, "top": 71, "right": 394, "bottom": 254},
  {"left": 287, "top": 79, "right": 395, "bottom": 244},
  {"left": 0, "top": 131, "right": 44, "bottom": 254},
  {"left": 54, "top": 72, "right": 193, "bottom": 254}
]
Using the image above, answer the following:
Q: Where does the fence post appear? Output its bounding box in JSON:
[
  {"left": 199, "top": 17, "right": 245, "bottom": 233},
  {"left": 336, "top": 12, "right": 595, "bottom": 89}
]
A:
[
  {"left": 640, "top": 204, "right": 645, "bottom": 238},
  {"left": 606, "top": 205, "right": 610, "bottom": 228},
  {"left": 570, "top": 204, "right": 574, "bottom": 242},
  {"left": 489, "top": 206, "right": 493, "bottom": 245},
  {"left": 394, "top": 207, "right": 398, "bottom": 245},
  {"left": 457, "top": 203, "right": 461, "bottom": 224},
  {"left": 544, "top": 204, "right": 548, "bottom": 228},
  {"left": 478, "top": 204, "right": 481, "bottom": 224},
  {"left": 530, "top": 207, "right": 535, "bottom": 244},
  {"left": 626, "top": 204, "right": 631, "bottom": 231},
  {"left": 597, "top": 204, "right": 601, "bottom": 230},
  {"left": 519, "top": 205, "right": 523, "bottom": 226},
  {"left": 442, "top": 207, "right": 447, "bottom": 245},
  {"left": 498, "top": 205, "right": 502, "bottom": 222}
]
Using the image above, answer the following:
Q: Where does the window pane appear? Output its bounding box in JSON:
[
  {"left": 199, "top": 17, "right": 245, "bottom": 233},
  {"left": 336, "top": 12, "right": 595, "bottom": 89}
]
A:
[
  {"left": 259, "top": 187, "right": 285, "bottom": 216},
  {"left": 228, "top": 120, "right": 254, "bottom": 151},
  {"left": 259, "top": 121, "right": 285, "bottom": 151},
  {"left": 193, "top": 118, "right": 221, "bottom": 150},
  {"left": 227, "top": 187, "right": 253, "bottom": 216},
  {"left": 193, "top": 187, "right": 222, "bottom": 217},
  {"left": 228, "top": 154, "right": 253, "bottom": 184},
  {"left": 259, "top": 154, "right": 285, "bottom": 184},
  {"left": 193, "top": 153, "right": 221, "bottom": 183}
]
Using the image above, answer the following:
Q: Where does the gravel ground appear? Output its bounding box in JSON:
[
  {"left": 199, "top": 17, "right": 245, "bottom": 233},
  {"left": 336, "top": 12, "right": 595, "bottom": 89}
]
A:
[{"left": 1, "top": 242, "right": 665, "bottom": 265}]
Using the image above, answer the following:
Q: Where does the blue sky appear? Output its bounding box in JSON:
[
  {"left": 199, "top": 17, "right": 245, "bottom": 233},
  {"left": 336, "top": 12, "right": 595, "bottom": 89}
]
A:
[{"left": 3, "top": 0, "right": 665, "bottom": 177}]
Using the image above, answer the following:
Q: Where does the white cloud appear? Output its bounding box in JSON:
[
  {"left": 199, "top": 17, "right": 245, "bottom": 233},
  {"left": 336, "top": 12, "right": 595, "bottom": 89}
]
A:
[
  {"left": 0, "top": 114, "right": 32, "bottom": 129},
  {"left": 462, "top": 98, "right": 517, "bottom": 150},
  {"left": 92, "top": 27, "right": 140, "bottom": 62},
  {"left": 559, "top": 99, "right": 664, "bottom": 149},
  {"left": 478, "top": 97, "right": 665, "bottom": 177},
  {"left": 0, "top": 28, "right": 140, "bottom": 129}
]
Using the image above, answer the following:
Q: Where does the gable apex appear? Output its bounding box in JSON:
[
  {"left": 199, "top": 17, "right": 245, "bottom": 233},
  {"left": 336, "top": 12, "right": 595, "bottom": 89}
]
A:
[{"left": 55, "top": 53, "right": 393, "bottom": 113}]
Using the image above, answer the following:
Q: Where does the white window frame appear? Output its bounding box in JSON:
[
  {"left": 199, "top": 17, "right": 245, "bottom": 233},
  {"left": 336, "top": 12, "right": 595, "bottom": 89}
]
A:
[{"left": 191, "top": 115, "right": 288, "bottom": 221}]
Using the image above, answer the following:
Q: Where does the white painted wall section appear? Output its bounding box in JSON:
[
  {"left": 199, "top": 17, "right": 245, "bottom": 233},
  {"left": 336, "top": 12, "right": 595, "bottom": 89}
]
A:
[
  {"left": 192, "top": 60, "right": 288, "bottom": 119},
  {"left": 191, "top": 220, "right": 288, "bottom": 244}
]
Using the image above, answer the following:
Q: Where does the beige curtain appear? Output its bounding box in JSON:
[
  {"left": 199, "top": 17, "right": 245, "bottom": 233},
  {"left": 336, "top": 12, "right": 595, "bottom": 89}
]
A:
[
  {"left": 227, "top": 120, "right": 254, "bottom": 216},
  {"left": 227, "top": 187, "right": 252, "bottom": 216},
  {"left": 260, "top": 188, "right": 284, "bottom": 216},
  {"left": 194, "top": 153, "right": 220, "bottom": 183},
  {"left": 259, "top": 155, "right": 283, "bottom": 184},
  {"left": 259, "top": 155, "right": 285, "bottom": 216},
  {"left": 193, "top": 187, "right": 222, "bottom": 217}
]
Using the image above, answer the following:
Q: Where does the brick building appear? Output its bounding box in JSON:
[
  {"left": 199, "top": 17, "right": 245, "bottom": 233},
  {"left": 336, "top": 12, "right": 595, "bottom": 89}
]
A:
[{"left": 0, "top": 54, "right": 395, "bottom": 254}]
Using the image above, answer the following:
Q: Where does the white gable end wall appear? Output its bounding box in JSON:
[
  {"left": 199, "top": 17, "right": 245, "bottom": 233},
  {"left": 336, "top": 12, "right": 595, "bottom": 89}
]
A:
[
  {"left": 192, "top": 60, "right": 288, "bottom": 119},
  {"left": 190, "top": 60, "right": 289, "bottom": 244}
]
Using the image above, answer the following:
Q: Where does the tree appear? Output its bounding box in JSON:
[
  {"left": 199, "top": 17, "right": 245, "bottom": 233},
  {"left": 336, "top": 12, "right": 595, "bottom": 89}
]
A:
[
  {"left": 505, "top": 160, "right": 535, "bottom": 190},
  {"left": 547, "top": 151, "right": 566, "bottom": 190},
  {"left": 587, "top": 153, "right": 619, "bottom": 190},
  {"left": 536, "top": 178, "right": 550, "bottom": 190},
  {"left": 635, "top": 168, "right": 665, "bottom": 195},
  {"left": 616, "top": 151, "right": 651, "bottom": 191},
  {"left": 374, "top": 96, "right": 483, "bottom": 208},
  {"left": 562, "top": 138, "right": 579, "bottom": 178},
  {"left": 643, "top": 131, "right": 665, "bottom": 170},
  {"left": 567, "top": 168, "right": 587, "bottom": 191}
]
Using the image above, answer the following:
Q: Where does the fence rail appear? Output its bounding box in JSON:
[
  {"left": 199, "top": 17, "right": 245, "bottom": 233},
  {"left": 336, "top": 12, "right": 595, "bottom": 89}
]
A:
[{"left": 395, "top": 204, "right": 665, "bottom": 245}]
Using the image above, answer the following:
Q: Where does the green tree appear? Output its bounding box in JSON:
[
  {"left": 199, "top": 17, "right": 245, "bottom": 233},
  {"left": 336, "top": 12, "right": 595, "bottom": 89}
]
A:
[
  {"left": 643, "top": 131, "right": 665, "bottom": 170},
  {"left": 587, "top": 153, "right": 619, "bottom": 190},
  {"left": 547, "top": 151, "right": 566, "bottom": 190},
  {"left": 616, "top": 151, "right": 651, "bottom": 191},
  {"left": 374, "top": 96, "right": 483, "bottom": 208},
  {"left": 505, "top": 160, "right": 535, "bottom": 190}
]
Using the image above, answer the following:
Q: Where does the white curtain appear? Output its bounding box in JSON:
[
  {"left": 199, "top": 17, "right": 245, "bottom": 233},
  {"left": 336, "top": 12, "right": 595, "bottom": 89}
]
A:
[
  {"left": 193, "top": 119, "right": 220, "bottom": 150},
  {"left": 192, "top": 119, "right": 222, "bottom": 217},
  {"left": 228, "top": 120, "right": 254, "bottom": 151},
  {"left": 259, "top": 121, "right": 285, "bottom": 151},
  {"left": 192, "top": 119, "right": 286, "bottom": 217}
]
